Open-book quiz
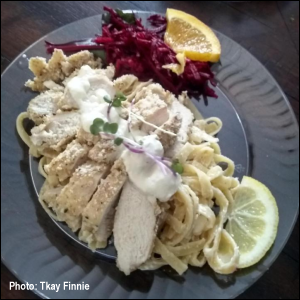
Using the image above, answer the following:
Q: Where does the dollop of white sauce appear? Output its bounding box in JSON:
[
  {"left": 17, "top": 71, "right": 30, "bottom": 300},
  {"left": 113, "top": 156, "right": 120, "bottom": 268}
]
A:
[
  {"left": 123, "top": 135, "right": 181, "bottom": 202},
  {"left": 66, "top": 65, "right": 119, "bottom": 132},
  {"left": 66, "top": 65, "right": 181, "bottom": 202}
]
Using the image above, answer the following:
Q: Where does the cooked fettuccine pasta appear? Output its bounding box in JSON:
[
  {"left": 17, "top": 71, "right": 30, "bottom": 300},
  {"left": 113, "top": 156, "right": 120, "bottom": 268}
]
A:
[{"left": 142, "top": 118, "right": 240, "bottom": 274}]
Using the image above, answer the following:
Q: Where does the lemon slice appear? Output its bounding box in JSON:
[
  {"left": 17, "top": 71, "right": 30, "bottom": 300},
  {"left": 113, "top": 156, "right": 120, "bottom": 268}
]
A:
[
  {"left": 226, "top": 176, "right": 279, "bottom": 268},
  {"left": 165, "top": 9, "right": 221, "bottom": 62}
]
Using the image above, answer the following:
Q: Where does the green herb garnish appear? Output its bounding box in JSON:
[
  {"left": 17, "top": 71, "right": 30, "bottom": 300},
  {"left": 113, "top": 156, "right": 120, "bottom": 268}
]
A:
[
  {"left": 171, "top": 160, "right": 184, "bottom": 175},
  {"left": 104, "top": 95, "right": 112, "bottom": 104},
  {"left": 107, "top": 92, "right": 127, "bottom": 108},
  {"left": 90, "top": 124, "right": 99, "bottom": 135},
  {"left": 114, "top": 137, "right": 124, "bottom": 146},
  {"left": 108, "top": 123, "right": 119, "bottom": 134},
  {"left": 90, "top": 118, "right": 119, "bottom": 135},
  {"left": 112, "top": 99, "right": 122, "bottom": 107},
  {"left": 115, "top": 91, "right": 127, "bottom": 101},
  {"left": 90, "top": 118, "right": 105, "bottom": 135},
  {"left": 103, "top": 122, "right": 118, "bottom": 134},
  {"left": 115, "top": 9, "right": 136, "bottom": 24},
  {"left": 93, "top": 118, "right": 105, "bottom": 127}
]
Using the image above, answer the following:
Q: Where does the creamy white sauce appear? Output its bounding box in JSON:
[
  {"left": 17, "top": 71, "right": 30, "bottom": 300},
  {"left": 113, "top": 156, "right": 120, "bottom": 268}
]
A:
[
  {"left": 68, "top": 76, "right": 91, "bottom": 104},
  {"left": 66, "top": 65, "right": 120, "bottom": 132},
  {"left": 66, "top": 65, "right": 181, "bottom": 202},
  {"left": 123, "top": 135, "right": 181, "bottom": 202}
]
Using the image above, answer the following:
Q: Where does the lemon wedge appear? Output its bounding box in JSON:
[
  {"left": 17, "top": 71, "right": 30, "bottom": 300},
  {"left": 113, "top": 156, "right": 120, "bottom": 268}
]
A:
[
  {"left": 165, "top": 9, "right": 221, "bottom": 62},
  {"left": 226, "top": 176, "right": 279, "bottom": 268}
]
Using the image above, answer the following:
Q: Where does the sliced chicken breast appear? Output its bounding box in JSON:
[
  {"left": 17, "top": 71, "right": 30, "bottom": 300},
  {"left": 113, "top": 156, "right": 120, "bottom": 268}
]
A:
[
  {"left": 61, "top": 50, "right": 102, "bottom": 77},
  {"left": 88, "top": 139, "right": 117, "bottom": 164},
  {"left": 39, "top": 181, "right": 64, "bottom": 213},
  {"left": 114, "top": 181, "right": 161, "bottom": 275},
  {"left": 25, "top": 49, "right": 101, "bottom": 92},
  {"left": 165, "top": 141, "right": 185, "bottom": 159},
  {"left": 44, "top": 140, "right": 90, "bottom": 186},
  {"left": 27, "top": 90, "right": 62, "bottom": 125},
  {"left": 43, "top": 80, "right": 64, "bottom": 92},
  {"left": 134, "top": 83, "right": 175, "bottom": 105},
  {"left": 76, "top": 128, "right": 101, "bottom": 146},
  {"left": 165, "top": 100, "right": 194, "bottom": 158},
  {"left": 113, "top": 74, "right": 139, "bottom": 95},
  {"left": 30, "top": 111, "right": 80, "bottom": 156},
  {"left": 154, "top": 115, "right": 182, "bottom": 150},
  {"left": 79, "top": 159, "right": 127, "bottom": 250},
  {"left": 131, "top": 94, "right": 169, "bottom": 133},
  {"left": 54, "top": 161, "right": 110, "bottom": 232},
  {"left": 95, "top": 64, "right": 115, "bottom": 81},
  {"left": 169, "top": 100, "right": 194, "bottom": 143}
]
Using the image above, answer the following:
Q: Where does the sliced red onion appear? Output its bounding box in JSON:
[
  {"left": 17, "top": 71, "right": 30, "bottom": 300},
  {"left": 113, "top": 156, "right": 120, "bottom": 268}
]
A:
[
  {"left": 145, "top": 152, "right": 176, "bottom": 176},
  {"left": 123, "top": 141, "right": 144, "bottom": 154}
]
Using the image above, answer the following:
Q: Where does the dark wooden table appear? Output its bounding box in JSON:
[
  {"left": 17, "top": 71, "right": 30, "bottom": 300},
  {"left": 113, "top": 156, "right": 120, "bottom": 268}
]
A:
[{"left": 1, "top": 1, "right": 299, "bottom": 299}]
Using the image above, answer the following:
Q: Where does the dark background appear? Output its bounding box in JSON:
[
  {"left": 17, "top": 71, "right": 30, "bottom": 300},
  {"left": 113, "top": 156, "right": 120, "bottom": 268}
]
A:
[{"left": 1, "top": 1, "right": 299, "bottom": 299}]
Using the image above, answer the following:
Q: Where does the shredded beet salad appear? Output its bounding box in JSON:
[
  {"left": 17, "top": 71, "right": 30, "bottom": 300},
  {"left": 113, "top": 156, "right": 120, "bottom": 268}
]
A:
[{"left": 46, "top": 6, "right": 218, "bottom": 99}]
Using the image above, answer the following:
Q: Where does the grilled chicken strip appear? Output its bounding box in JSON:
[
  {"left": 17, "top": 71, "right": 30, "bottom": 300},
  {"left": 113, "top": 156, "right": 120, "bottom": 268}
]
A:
[
  {"left": 44, "top": 140, "right": 90, "bottom": 186},
  {"left": 30, "top": 111, "right": 81, "bottom": 157},
  {"left": 114, "top": 181, "right": 161, "bottom": 275},
  {"left": 54, "top": 161, "right": 110, "bottom": 232},
  {"left": 79, "top": 159, "right": 127, "bottom": 250},
  {"left": 27, "top": 90, "right": 62, "bottom": 125}
]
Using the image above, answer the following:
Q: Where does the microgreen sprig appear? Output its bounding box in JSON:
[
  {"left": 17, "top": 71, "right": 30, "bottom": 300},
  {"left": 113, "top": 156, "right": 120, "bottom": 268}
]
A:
[
  {"left": 90, "top": 118, "right": 123, "bottom": 145},
  {"left": 105, "top": 92, "right": 127, "bottom": 119},
  {"left": 104, "top": 92, "right": 126, "bottom": 108},
  {"left": 104, "top": 95, "right": 112, "bottom": 104},
  {"left": 90, "top": 114, "right": 184, "bottom": 176},
  {"left": 90, "top": 118, "right": 119, "bottom": 135}
]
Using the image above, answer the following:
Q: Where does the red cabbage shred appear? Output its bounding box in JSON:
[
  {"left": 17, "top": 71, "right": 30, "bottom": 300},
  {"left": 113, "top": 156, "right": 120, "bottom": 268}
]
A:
[{"left": 46, "top": 6, "right": 217, "bottom": 99}]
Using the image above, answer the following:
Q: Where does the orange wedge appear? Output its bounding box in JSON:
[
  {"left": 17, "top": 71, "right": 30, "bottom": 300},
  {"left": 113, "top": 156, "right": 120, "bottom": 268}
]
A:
[{"left": 165, "top": 9, "right": 221, "bottom": 62}]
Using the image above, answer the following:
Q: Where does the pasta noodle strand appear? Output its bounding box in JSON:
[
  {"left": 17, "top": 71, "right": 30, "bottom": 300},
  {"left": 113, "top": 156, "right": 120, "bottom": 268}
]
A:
[{"left": 144, "top": 116, "right": 240, "bottom": 275}]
